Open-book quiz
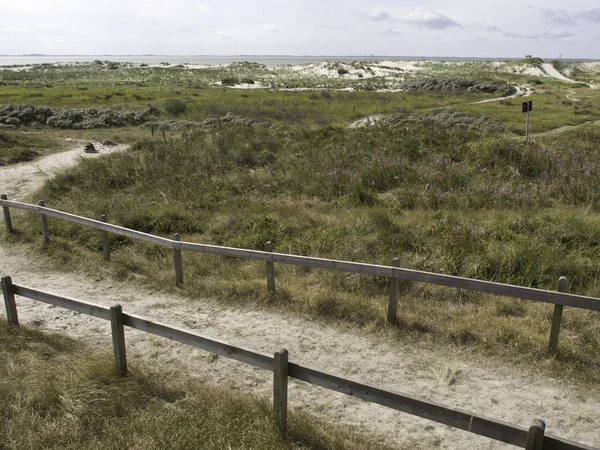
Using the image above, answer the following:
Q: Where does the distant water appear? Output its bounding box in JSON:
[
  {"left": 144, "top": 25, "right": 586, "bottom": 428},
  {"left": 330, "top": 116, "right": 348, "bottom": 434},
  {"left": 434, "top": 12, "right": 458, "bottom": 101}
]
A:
[{"left": 0, "top": 55, "right": 528, "bottom": 67}]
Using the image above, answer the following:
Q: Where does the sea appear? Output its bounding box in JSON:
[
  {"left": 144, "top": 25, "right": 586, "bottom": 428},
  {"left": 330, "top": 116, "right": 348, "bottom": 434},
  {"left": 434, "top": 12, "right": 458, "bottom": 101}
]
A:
[{"left": 2, "top": 55, "right": 593, "bottom": 67}]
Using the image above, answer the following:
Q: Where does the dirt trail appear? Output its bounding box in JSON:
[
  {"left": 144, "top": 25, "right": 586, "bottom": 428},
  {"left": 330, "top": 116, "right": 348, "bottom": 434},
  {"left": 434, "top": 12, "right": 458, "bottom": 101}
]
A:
[{"left": 1, "top": 144, "right": 598, "bottom": 449}]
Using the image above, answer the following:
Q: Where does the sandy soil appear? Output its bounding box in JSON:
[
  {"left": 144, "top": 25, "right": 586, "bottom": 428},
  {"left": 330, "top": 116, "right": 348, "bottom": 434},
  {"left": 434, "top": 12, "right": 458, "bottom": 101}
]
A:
[
  {"left": 1, "top": 143, "right": 599, "bottom": 449},
  {"left": 541, "top": 64, "right": 578, "bottom": 83}
]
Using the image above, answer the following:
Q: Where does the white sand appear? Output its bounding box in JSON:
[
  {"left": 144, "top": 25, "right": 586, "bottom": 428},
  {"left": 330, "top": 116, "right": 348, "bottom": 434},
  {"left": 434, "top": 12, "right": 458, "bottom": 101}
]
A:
[{"left": 1, "top": 143, "right": 599, "bottom": 449}]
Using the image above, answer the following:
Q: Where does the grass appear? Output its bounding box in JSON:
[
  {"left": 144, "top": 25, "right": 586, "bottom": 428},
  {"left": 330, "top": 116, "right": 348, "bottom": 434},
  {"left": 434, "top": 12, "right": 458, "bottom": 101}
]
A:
[
  {"left": 0, "top": 319, "right": 394, "bottom": 449},
  {"left": 0, "top": 130, "right": 69, "bottom": 165},
  {"left": 3, "top": 122, "right": 599, "bottom": 385},
  {"left": 2, "top": 60, "right": 600, "bottom": 387}
]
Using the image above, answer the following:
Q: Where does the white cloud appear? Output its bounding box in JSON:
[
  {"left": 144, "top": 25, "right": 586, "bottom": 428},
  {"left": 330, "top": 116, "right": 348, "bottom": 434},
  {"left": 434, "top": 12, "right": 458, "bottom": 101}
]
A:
[
  {"left": 504, "top": 32, "right": 539, "bottom": 40},
  {"left": 575, "top": 8, "right": 600, "bottom": 22},
  {"left": 544, "top": 31, "right": 574, "bottom": 40},
  {"left": 397, "top": 9, "right": 460, "bottom": 30},
  {"left": 541, "top": 8, "right": 576, "bottom": 25},
  {"left": 218, "top": 30, "right": 231, "bottom": 38},
  {"left": 368, "top": 7, "right": 389, "bottom": 22},
  {"left": 264, "top": 24, "right": 280, "bottom": 32},
  {"left": 197, "top": 4, "right": 212, "bottom": 12}
]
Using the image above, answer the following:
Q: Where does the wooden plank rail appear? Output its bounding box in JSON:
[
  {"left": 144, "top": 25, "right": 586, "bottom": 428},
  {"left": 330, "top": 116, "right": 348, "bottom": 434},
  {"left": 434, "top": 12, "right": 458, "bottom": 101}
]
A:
[
  {"left": 0, "top": 280, "right": 597, "bottom": 450},
  {"left": 2, "top": 198, "right": 600, "bottom": 313}
]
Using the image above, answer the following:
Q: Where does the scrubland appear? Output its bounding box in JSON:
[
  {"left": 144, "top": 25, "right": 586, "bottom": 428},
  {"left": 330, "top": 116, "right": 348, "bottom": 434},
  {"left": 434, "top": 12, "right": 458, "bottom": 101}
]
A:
[{"left": 1, "top": 58, "right": 600, "bottom": 447}]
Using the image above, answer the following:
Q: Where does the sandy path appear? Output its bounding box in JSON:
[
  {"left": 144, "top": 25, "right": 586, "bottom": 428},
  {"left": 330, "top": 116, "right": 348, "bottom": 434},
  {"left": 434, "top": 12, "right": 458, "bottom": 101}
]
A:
[{"left": 1, "top": 144, "right": 599, "bottom": 449}]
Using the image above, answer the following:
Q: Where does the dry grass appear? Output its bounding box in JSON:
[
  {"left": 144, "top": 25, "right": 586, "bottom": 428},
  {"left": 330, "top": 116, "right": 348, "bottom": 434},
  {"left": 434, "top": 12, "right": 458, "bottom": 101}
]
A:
[{"left": 0, "top": 319, "right": 395, "bottom": 450}]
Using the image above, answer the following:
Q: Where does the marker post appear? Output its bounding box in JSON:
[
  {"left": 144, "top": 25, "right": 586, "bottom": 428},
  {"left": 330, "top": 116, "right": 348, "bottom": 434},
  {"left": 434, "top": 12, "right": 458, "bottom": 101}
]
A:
[{"left": 522, "top": 100, "right": 533, "bottom": 141}]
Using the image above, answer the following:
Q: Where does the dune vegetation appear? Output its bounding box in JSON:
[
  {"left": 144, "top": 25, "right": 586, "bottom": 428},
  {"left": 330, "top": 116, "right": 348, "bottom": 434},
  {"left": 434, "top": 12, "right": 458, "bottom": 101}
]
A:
[
  {"left": 1, "top": 60, "right": 600, "bottom": 388},
  {"left": 0, "top": 319, "right": 390, "bottom": 450}
]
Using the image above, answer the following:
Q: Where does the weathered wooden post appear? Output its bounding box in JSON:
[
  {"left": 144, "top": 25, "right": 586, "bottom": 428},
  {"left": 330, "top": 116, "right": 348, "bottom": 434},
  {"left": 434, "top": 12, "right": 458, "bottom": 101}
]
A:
[
  {"left": 1, "top": 276, "right": 19, "bottom": 327},
  {"left": 525, "top": 419, "right": 545, "bottom": 450},
  {"left": 1, "top": 194, "right": 13, "bottom": 233},
  {"left": 173, "top": 233, "right": 183, "bottom": 287},
  {"left": 151, "top": 124, "right": 155, "bottom": 137},
  {"left": 265, "top": 241, "right": 276, "bottom": 292},
  {"left": 273, "top": 348, "right": 289, "bottom": 433},
  {"left": 39, "top": 200, "right": 49, "bottom": 245},
  {"left": 162, "top": 128, "right": 166, "bottom": 141},
  {"left": 100, "top": 214, "right": 110, "bottom": 260},
  {"left": 548, "top": 276, "right": 568, "bottom": 354},
  {"left": 387, "top": 257, "right": 400, "bottom": 325},
  {"left": 110, "top": 304, "right": 127, "bottom": 376}
]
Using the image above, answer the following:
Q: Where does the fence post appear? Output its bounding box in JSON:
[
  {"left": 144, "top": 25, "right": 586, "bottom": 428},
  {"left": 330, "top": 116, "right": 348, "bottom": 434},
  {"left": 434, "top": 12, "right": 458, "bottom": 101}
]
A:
[
  {"left": 387, "top": 257, "right": 400, "bottom": 325},
  {"left": 548, "top": 276, "right": 568, "bottom": 354},
  {"left": 173, "top": 233, "right": 183, "bottom": 287},
  {"left": 100, "top": 215, "right": 110, "bottom": 260},
  {"left": 151, "top": 124, "right": 155, "bottom": 137},
  {"left": 162, "top": 128, "right": 166, "bottom": 141},
  {"left": 525, "top": 419, "right": 545, "bottom": 450},
  {"left": 273, "top": 348, "right": 288, "bottom": 433},
  {"left": 110, "top": 304, "right": 127, "bottom": 376},
  {"left": 38, "top": 200, "right": 49, "bottom": 245},
  {"left": 1, "top": 194, "right": 13, "bottom": 233},
  {"left": 265, "top": 241, "right": 276, "bottom": 292},
  {"left": 1, "top": 276, "right": 19, "bottom": 327}
]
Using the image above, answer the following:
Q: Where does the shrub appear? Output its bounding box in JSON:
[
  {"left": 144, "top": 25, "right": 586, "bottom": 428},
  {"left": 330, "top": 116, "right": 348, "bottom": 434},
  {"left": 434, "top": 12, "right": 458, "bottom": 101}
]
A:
[
  {"left": 163, "top": 99, "right": 187, "bottom": 116},
  {"left": 337, "top": 68, "right": 349, "bottom": 76},
  {"left": 221, "top": 77, "right": 239, "bottom": 86}
]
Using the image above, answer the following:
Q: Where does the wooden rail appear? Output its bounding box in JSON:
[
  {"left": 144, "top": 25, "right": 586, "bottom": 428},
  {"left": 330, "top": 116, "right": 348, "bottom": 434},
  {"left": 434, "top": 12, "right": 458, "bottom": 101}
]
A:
[
  {"left": 2, "top": 197, "right": 600, "bottom": 355},
  {"left": 1, "top": 277, "right": 596, "bottom": 450}
]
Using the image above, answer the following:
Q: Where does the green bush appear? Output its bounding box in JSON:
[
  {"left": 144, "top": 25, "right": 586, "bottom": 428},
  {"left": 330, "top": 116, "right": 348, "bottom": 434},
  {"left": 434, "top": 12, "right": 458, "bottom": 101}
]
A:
[{"left": 163, "top": 99, "right": 187, "bottom": 116}]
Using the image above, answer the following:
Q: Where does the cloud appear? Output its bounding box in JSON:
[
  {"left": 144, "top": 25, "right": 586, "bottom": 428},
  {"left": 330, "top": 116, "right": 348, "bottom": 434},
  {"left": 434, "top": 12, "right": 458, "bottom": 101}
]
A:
[
  {"left": 503, "top": 31, "right": 573, "bottom": 40},
  {"left": 264, "top": 24, "right": 280, "bottom": 32},
  {"left": 398, "top": 8, "right": 460, "bottom": 29},
  {"left": 217, "top": 31, "right": 231, "bottom": 38},
  {"left": 379, "top": 28, "right": 402, "bottom": 36},
  {"left": 197, "top": 4, "right": 211, "bottom": 12},
  {"left": 541, "top": 8, "right": 576, "bottom": 25},
  {"left": 504, "top": 32, "right": 539, "bottom": 39},
  {"left": 575, "top": 8, "right": 600, "bottom": 22},
  {"left": 544, "top": 31, "right": 574, "bottom": 40},
  {"left": 368, "top": 7, "right": 389, "bottom": 22},
  {"left": 468, "top": 23, "right": 501, "bottom": 32}
]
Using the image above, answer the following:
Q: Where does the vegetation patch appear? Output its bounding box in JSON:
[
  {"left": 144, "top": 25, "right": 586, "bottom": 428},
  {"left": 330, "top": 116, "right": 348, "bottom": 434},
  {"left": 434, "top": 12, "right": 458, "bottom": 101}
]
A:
[
  {"left": 0, "top": 104, "right": 160, "bottom": 129},
  {"left": 0, "top": 320, "right": 389, "bottom": 449},
  {"left": 0, "top": 130, "right": 65, "bottom": 165},
  {"left": 378, "top": 109, "right": 505, "bottom": 133},
  {"left": 400, "top": 78, "right": 514, "bottom": 95}
]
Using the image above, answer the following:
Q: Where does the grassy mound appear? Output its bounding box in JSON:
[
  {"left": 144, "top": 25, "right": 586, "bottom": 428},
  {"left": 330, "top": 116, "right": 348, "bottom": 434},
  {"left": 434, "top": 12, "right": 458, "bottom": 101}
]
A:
[{"left": 0, "top": 319, "right": 391, "bottom": 449}]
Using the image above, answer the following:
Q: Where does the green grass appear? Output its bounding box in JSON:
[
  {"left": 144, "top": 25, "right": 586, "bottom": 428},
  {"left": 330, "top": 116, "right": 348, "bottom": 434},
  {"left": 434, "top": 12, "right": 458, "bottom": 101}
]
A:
[
  {"left": 4, "top": 122, "right": 600, "bottom": 385},
  {"left": 0, "top": 130, "right": 68, "bottom": 165},
  {"left": 2, "top": 60, "right": 600, "bottom": 388},
  {"left": 0, "top": 319, "right": 394, "bottom": 450}
]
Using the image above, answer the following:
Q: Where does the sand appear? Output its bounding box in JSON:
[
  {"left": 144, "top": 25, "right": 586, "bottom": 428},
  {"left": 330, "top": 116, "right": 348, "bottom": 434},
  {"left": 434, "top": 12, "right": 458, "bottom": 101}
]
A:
[{"left": 1, "top": 142, "right": 599, "bottom": 449}]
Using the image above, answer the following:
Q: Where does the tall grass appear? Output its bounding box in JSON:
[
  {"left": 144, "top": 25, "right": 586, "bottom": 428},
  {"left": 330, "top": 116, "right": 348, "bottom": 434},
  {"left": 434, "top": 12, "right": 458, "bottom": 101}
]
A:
[
  {"left": 0, "top": 130, "right": 66, "bottom": 165},
  {"left": 5, "top": 122, "right": 598, "bottom": 383},
  {"left": 0, "top": 319, "right": 393, "bottom": 449}
]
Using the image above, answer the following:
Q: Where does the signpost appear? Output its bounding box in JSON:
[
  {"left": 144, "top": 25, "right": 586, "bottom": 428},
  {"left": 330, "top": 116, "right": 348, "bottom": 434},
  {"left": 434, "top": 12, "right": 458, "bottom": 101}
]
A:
[{"left": 522, "top": 100, "right": 533, "bottom": 140}]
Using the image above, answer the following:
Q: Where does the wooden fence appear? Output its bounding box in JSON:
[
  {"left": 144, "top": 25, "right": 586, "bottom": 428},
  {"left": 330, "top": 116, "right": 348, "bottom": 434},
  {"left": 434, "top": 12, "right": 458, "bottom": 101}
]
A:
[
  {"left": 1, "top": 276, "right": 596, "bottom": 450},
  {"left": 2, "top": 196, "right": 600, "bottom": 355}
]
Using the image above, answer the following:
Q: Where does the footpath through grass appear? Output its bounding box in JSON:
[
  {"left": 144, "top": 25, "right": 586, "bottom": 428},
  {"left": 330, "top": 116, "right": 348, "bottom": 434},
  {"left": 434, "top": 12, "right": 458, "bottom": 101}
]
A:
[
  {"left": 0, "top": 319, "right": 392, "bottom": 450},
  {"left": 5, "top": 121, "right": 599, "bottom": 385}
]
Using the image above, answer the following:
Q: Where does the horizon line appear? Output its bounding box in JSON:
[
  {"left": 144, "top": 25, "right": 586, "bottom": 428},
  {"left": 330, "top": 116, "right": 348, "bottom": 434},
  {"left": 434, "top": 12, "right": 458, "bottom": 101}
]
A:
[{"left": 1, "top": 53, "right": 599, "bottom": 61}]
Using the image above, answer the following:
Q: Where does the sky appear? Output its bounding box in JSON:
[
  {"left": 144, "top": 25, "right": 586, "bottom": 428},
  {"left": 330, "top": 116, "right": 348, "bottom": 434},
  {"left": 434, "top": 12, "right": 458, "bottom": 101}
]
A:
[{"left": 1, "top": 0, "right": 599, "bottom": 58}]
